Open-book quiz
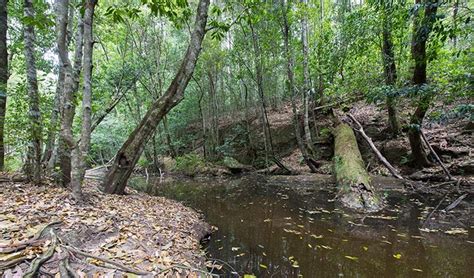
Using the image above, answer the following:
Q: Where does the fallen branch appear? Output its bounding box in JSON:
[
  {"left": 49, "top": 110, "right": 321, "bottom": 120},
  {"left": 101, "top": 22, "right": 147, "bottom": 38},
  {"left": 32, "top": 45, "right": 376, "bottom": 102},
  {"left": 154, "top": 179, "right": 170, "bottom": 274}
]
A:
[
  {"left": 347, "top": 114, "right": 404, "bottom": 180},
  {"left": 444, "top": 193, "right": 468, "bottom": 212},
  {"left": 420, "top": 129, "right": 454, "bottom": 181},
  {"left": 23, "top": 230, "right": 58, "bottom": 278},
  {"left": 62, "top": 245, "right": 151, "bottom": 276}
]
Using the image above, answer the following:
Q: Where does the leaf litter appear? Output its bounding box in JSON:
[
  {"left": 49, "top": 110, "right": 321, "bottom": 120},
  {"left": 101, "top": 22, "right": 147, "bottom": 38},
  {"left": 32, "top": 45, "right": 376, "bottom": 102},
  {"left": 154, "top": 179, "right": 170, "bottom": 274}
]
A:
[{"left": 0, "top": 180, "right": 213, "bottom": 277}]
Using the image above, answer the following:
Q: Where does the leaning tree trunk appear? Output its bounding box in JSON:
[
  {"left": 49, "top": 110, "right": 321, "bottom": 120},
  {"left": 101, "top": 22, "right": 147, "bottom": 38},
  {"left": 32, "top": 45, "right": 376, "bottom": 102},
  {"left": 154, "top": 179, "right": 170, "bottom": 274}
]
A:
[
  {"left": 57, "top": 1, "right": 84, "bottom": 186},
  {"left": 0, "top": 0, "right": 7, "bottom": 171},
  {"left": 23, "top": 0, "right": 42, "bottom": 184},
  {"left": 103, "top": 0, "right": 210, "bottom": 194},
  {"left": 333, "top": 123, "right": 382, "bottom": 212},
  {"left": 409, "top": 0, "right": 438, "bottom": 168},
  {"left": 70, "top": 0, "right": 97, "bottom": 201}
]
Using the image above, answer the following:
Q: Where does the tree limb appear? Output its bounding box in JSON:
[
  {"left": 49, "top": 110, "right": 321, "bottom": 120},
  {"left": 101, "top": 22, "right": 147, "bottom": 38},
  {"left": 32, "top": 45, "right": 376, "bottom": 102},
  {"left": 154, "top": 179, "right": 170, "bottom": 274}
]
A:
[{"left": 347, "top": 114, "right": 404, "bottom": 180}]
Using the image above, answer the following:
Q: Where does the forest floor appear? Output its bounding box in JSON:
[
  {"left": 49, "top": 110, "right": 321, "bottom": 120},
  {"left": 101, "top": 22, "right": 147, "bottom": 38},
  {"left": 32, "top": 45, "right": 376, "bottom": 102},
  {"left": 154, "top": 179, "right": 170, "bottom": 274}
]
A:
[{"left": 0, "top": 178, "right": 212, "bottom": 277}]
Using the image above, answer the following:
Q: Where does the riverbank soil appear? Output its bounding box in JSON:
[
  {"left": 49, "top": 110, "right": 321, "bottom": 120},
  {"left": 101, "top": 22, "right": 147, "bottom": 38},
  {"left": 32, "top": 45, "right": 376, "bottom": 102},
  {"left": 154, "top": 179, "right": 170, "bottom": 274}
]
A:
[{"left": 0, "top": 178, "right": 211, "bottom": 277}]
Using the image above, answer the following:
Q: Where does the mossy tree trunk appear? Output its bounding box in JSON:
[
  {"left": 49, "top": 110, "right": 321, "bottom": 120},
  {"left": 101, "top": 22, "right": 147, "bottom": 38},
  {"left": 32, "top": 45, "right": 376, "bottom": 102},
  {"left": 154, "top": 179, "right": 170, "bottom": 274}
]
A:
[{"left": 333, "top": 123, "right": 382, "bottom": 212}]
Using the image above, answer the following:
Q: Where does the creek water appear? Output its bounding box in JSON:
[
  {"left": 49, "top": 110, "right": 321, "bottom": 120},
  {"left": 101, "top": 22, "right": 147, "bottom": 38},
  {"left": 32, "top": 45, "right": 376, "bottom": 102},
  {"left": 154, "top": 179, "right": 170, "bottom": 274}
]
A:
[{"left": 133, "top": 175, "right": 472, "bottom": 277}]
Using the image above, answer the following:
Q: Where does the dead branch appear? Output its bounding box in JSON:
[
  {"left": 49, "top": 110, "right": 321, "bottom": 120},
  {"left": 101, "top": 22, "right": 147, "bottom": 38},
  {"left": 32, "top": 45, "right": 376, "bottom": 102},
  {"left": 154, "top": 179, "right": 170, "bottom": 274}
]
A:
[
  {"left": 62, "top": 245, "right": 151, "bottom": 276},
  {"left": 23, "top": 230, "right": 58, "bottom": 278},
  {"left": 347, "top": 113, "right": 404, "bottom": 180},
  {"left": 444, "top": 193, "right": 468, "bottom": 212},
  {"left": 420, "top": 129, "right": 454, "bottom": 180}
]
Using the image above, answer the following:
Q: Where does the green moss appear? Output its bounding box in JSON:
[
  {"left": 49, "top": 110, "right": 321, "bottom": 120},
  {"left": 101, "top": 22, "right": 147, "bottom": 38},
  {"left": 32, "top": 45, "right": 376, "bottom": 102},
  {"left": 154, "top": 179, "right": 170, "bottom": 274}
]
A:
[{"left": 333, "top": 123, "right": 381, "bottom": 211}]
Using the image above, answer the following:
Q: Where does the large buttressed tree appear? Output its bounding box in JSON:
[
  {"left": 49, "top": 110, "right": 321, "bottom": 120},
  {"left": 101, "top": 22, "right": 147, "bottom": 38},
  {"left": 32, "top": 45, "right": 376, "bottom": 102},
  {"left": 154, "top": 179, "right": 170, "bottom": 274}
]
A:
[{"left": 103, "top": 0, "right": 210, "bottom": 194}]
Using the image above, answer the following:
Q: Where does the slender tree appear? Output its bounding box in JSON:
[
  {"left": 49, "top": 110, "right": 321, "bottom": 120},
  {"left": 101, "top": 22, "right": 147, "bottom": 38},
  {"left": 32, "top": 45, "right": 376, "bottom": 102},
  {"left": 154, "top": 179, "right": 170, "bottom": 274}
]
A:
[
  {"left": 381, "top": 2, "right": 401, "bottom": 136},
  {"left": 408, "top": 0, "right": 439, "bottom": 167},
  {"left": 281, "top": 0, "right": 317, "bottom": 172},
  {"left": 0, "top": 0, "right": 7, "bottom": 171},
  {"left": 23, "top": 0, "right": 42, "bottom": 183},
  {"left": 300, "top": 0, "right": 315, "bottom": 156},
  {"left": 70, "top": 0, "right": 97, "bottom": 200},
  {"left": 103, "top": 0, "right": 210, "bottom": 194},
  {"left": 57, "top": 0, "right": 84, "bottom": 186}
]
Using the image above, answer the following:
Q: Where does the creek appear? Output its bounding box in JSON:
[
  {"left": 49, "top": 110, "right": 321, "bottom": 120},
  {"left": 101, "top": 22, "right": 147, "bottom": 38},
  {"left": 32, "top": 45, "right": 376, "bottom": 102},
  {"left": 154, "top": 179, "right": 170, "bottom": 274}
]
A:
[{"left": 131, "top": 174, "right": 472, "bottom": 277}]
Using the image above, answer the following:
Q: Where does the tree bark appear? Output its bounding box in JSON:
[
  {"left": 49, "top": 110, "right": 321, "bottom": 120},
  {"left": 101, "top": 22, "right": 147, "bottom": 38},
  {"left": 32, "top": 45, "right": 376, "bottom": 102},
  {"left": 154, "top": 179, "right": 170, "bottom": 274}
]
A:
[
  {"left": 333, "top": 123, "right": 382, "bottom": 212},
  {"left": 57, "top": 1, "right": 84, "bottom": 186},
  {"left": 0, "top": 0, "right": 7, "bottom": 171},
  {"left": 281, "top": 0, "right": 317, "bottom": 173},
  {"left": 23, "top": 0, "right": 42, "bottom": 184},
  {"left": 70, "top": 0, "right": 97, "bottom": 200},
  {"left": 381, "top": 5, "right": 401, "bottom": 136},
  {"left": 409, "top": 0, "right": 438, "bottom": 168},
  {"left": 103, "top": 0, "right": 210, "bottom": 194},
  {"left": 301, "top": 0, "right": 315, "bottom": 156}
]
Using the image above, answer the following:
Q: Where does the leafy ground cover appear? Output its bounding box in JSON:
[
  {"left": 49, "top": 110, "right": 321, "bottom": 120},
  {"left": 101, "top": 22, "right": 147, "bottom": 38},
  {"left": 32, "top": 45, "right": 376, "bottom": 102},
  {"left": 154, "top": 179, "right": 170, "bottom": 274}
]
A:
[{"left": 0, "top": 179, "right": 211, "bottom": 277}]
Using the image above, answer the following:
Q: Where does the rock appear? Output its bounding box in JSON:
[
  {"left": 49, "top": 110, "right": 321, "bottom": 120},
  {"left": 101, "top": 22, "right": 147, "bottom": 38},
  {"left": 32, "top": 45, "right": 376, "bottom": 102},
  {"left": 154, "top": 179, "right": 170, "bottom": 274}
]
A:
[{"left": 223, "top": 157, "right": 254, "bottom": 173}]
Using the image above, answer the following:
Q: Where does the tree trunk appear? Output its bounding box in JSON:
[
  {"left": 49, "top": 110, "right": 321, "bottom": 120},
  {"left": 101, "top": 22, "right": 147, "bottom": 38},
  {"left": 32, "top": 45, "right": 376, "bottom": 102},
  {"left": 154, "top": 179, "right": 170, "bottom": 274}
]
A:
[
  {"left": 103, "top": 0, "right": 210, "bottom": 194},
  {"left": 57, "top": 1, "right": 84, "bottom": 186},
  {"left": 409, "top": 0, "right": 438, "bottom": 168},
  {"left": 23, "top": 0, "right": 42, "bottom": 184},
  {"left": 333, "top": 123, "right": 382, "bottom": 212},
  {"left": 381, "top": 7, "right": 401, "bottom": 136},
  {"left": 301, "top": 0, "right": 315, "bottom": 156},
  {"left": 43, "top": 67, "right": 63, "bottom": 167},
  {"left": 282, "top": 0, "right": 317, "bottom": 173},
  {"left": 70, "top": 0, "right": 97, "bottom": 201},
  {"left": 162, "top": 115, "right": 177, "bottom": 158},
  {"left": 0, "top": 0, "right": 7, "bottom": 171}
]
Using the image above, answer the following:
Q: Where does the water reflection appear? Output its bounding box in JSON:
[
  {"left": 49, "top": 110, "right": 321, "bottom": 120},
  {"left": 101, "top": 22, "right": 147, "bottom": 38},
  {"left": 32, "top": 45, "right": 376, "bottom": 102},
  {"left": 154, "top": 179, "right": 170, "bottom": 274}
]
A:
[{"left": 135, "top": 175, "right": 471, "bottom": 277}]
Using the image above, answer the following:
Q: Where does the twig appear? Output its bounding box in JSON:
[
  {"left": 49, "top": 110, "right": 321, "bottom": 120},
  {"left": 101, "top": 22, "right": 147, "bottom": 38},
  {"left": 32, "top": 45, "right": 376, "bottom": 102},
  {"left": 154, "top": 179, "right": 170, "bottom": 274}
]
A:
[
  {"left": 347, "top": 113, "right": 404, "bottom": 180},
  {"left": 420, "top": 129, "right": 454, "bottom": 180},
  {"left": 444, "top": 193, "right": 468, "bottom": 212},
  {"left": 23, "top": 230, "right": 58, "bottom": 278},
  {"left": 62, "top": 245, "right": 151, "bottom": 276},
  {"left": 423, "top": 191, "right": 450, "bottom": 228}
]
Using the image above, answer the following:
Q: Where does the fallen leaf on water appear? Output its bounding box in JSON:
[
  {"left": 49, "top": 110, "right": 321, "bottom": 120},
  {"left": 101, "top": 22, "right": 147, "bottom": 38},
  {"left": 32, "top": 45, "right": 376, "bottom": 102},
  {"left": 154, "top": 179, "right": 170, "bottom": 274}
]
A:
[
  {"left": 393, "top": 253, "right": 402, "bottom": 259},
  {"left": 344, "top": 256, "right": 358, "bottom": 261},
  {"left": 263, "top": 218, "right": 271, "bottom": 223},
  {"left": 444, "top": 228, "right": 468, "bottom": 235},
  {"left": 363, "top": 246, "right": 368, "bottom": 251},
  {"left": 259, "top": 264, "right": 268, "bottom": 269},
  {"left": 310, "top": 234, "right": 323, "bottom": 239},
  {"left": 412, "top": 268, "right": 423, "bottom": 272},
  {"left": 231, "top": 247, "right": 240, "bottom": 251}
]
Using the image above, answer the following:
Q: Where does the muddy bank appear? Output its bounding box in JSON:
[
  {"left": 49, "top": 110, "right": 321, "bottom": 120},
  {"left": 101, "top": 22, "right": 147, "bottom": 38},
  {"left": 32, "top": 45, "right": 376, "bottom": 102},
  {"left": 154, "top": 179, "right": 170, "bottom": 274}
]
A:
[{"left": 0, "top": 179, "right": 211, "bottom": 277}]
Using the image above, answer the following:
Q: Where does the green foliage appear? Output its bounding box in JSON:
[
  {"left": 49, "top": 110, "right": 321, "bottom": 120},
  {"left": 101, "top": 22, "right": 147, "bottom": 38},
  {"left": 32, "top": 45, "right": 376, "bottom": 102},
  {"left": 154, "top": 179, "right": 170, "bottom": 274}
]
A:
[{"left": 174, "top": 153, "right": 206, "bottom": 176}]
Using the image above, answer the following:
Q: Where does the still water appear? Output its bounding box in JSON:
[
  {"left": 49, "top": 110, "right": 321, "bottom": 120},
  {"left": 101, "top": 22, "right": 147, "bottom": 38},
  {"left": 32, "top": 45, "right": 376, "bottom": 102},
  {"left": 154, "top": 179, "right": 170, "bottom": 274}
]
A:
[{"left": 137, "top": 175, "right": 472, "bottom": 277}]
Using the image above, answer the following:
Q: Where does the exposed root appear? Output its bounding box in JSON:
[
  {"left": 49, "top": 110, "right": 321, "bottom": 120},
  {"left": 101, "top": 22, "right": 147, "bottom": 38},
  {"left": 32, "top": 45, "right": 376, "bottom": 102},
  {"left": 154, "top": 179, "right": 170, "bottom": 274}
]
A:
[
  {"left": 0, "top": 220, "right": 61, "bottom": 253},
  {"left": 61, "top": 245, "right": 152, "bottom": 276},
  {"left": 23, "top": 230, "right": 57, "bottom": 278}
]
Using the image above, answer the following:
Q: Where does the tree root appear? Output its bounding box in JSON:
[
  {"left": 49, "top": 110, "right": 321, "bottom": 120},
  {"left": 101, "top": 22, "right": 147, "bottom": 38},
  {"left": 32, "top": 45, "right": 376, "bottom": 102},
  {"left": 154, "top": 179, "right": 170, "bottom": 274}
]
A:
[
  {"left": 23, "top": 230, "right": 58, "bottom": 278},
  {"left": 0, "top": 220, "right": 61, "bottom": 253},
  {"left": 61, "top": 245, "right": 151, "bottom": 276}
]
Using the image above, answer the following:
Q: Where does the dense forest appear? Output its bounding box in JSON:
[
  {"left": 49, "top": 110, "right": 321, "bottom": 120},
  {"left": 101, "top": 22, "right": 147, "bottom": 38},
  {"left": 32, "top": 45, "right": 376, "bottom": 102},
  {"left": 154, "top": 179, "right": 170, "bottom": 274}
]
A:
[{"left": 0, "top": 0, "right": 472, "bottom": 277}]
